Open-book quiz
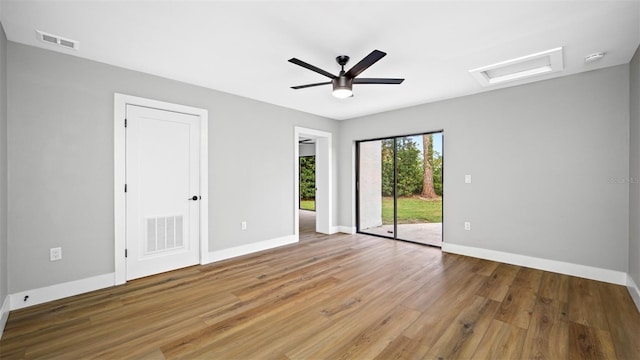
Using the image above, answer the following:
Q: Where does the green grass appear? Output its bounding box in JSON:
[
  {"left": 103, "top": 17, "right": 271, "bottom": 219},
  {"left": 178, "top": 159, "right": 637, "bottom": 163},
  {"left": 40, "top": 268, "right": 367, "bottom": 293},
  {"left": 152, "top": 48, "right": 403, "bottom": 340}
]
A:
[
  {"left": 300, "top": 200, "right": 315, "bottom": 211},
  {"left": 382, "top": 197, "right": 442, "bottom": 224}
]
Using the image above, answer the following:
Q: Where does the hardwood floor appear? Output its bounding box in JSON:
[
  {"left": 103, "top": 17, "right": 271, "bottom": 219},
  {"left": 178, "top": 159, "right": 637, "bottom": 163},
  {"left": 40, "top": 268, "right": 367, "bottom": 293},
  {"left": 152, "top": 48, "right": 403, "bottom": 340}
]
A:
[{"left": 1, "top": 225, "right": 639, "bottom": 359}]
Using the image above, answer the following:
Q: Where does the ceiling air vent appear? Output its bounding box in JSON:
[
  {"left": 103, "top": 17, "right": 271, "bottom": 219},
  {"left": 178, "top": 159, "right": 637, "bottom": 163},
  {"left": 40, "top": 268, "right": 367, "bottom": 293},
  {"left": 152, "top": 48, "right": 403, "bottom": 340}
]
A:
[
  {"left": 469, "top": 47, "right": 563, "bottom": 87},
  {"left": 36, "top": 30, "right": 79, "bottom": 50}
]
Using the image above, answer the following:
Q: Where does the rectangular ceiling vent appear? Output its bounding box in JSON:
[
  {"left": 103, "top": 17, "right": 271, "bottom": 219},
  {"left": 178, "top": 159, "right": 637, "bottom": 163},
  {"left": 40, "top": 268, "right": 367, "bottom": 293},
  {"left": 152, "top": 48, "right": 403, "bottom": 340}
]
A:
[
  {"left": 36, "top": 30, "right": 79, "bottom": 50},
  {"left": 469, "top": 47, "right": 563, "bottom": 87}
]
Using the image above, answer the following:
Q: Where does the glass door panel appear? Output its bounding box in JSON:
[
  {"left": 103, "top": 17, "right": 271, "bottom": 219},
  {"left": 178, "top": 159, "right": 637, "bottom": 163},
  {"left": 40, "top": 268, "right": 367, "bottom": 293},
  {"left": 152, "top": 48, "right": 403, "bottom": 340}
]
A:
[
  {"left": 395, "top": 133, "right": 443, "bottom": 246},
  {"left": 358, "top": 139, "right": 394, "bottom": 238}
]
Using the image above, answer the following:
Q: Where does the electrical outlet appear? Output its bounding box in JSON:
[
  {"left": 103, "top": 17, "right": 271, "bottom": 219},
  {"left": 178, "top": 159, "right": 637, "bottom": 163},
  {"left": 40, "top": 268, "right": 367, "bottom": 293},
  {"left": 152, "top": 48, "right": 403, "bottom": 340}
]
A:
[
  {"left": 241, "top": 221, "right": 247, "bottom": 231},
  {"left": 464, "top": 222, "right": 471, "bottom": 231},
  {"left": 465, "top": 174, "right": 472, "bottom": 184},
  {"left": 50, "top": 247, "right": 62, "bottom": 261}
]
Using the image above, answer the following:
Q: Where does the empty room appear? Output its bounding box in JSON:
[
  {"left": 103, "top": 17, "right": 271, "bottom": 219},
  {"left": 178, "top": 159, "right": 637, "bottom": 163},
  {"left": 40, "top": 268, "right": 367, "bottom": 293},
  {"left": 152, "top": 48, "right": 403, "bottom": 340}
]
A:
[{"left": 0, "top": 1, "right": 639, "bottom": 359}]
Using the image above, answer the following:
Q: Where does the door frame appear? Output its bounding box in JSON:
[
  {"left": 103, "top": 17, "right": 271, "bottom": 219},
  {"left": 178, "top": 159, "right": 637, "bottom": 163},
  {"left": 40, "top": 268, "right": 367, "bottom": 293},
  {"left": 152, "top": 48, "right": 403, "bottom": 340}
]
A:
[
  {"left": 294, "top": 126, "right": 332, "bottom": 236},
  {"left": 114, "top": 94, "right": 209, "bottom": 285}
]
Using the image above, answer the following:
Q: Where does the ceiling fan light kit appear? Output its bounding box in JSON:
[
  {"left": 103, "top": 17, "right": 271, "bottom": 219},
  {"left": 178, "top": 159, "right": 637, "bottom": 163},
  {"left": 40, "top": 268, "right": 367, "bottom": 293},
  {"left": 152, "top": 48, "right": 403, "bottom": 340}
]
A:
[
  {"left": 289, "top": 50, "right": 404, "bottom": 99},
  {"left": 332, "top": 76, "right": 353, "bottom": 98}
]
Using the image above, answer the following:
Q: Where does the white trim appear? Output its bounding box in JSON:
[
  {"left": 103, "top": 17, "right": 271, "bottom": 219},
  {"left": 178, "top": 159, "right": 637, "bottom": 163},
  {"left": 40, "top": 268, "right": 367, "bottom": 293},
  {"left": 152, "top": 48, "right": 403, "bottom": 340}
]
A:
[
  {"left": 206, "top": 235, "right": 297, "bottom": 264},
  {"left": 338, "top": 226, "right": 356, "bottom": 234},
  {"left": 199, "top": 107, "right": 209, "bottom": 264},
  {"left": 114, "top": 95, "right": 126, "bottom": 285},
  {"left": 627, "top": 274, "right": 640, "bottom": 313},
  {"left": 9, "top": 273, "right": 115, "bottom": 311},
  {"left": 114, "top": 94, "right": 209, "bottom": 284},
  {"left": 442, "top": 243, "right": 627, "bottom": 285},
  {"left": 350, "top": 141, "right": 356, "bottom": 234},
  {"left": 294, "top": 127, "right": 332, "bottom": 235},
  {"left": 0, "top": 295, "right": 10, "bottom": 340}
]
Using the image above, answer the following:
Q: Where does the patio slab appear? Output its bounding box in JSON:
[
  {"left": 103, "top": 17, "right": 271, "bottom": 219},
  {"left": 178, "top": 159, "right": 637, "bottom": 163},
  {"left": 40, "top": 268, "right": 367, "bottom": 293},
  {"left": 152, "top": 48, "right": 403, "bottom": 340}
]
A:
[{"left": 362, "top": 223, "right": 442, "bottom": 247}]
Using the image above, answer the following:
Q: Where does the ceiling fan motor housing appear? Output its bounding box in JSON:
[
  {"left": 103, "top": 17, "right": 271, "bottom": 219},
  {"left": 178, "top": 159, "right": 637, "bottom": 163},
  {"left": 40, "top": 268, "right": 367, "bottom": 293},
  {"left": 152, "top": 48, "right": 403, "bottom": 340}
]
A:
[{"left": 332, "top": 76, "right": 352, "bottom": 89}]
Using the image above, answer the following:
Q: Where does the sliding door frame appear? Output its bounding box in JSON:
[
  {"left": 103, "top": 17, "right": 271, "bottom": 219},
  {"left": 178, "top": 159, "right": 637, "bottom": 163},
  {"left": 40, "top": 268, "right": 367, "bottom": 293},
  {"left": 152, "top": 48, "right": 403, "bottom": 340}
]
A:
[{"left": 355, "top": 130, "right": 444, "bottom": 247}]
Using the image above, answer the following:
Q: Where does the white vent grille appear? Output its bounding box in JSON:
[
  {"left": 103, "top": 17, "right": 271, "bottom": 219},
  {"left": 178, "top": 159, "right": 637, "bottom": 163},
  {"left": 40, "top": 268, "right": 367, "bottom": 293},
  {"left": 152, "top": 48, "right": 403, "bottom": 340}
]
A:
[
  {"left": 145, "top": 215, "right": 184, "bottom": 254},
  {"left": 36, "top": 30, "right": 79, "bottom": 50},
  {"left": 469, "top": 47, "right": 563, "bottom": 87}
]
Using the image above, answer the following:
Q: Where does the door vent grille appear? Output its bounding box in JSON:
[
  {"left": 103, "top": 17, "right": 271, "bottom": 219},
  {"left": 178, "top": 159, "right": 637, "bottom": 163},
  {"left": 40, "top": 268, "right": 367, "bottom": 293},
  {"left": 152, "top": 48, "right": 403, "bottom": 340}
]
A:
[
  {"left": 146, "top": 215, "right": 184, "bottom": 254},
  {"left": 36, "top": 30, "right": 79, "bottom": 50}
]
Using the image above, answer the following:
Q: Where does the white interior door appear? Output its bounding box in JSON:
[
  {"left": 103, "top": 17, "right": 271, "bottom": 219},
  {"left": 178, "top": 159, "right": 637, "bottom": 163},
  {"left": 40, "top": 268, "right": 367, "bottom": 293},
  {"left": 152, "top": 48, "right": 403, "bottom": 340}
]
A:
[{"left": 125, "top": 104, "right": 200, "bottom": 280}]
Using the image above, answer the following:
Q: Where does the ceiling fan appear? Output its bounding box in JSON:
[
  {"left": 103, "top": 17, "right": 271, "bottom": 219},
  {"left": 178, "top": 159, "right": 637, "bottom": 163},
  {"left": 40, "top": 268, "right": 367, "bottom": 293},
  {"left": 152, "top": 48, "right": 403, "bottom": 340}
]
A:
[{"left": 288, "top": 49, "right": 404, "bottom": 99}]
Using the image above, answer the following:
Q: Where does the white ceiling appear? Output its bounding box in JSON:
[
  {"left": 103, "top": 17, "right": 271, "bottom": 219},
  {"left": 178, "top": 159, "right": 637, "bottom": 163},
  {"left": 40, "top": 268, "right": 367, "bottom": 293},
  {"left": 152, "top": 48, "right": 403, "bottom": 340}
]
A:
[{"left": 1, "top": 1, "right": 639, "bottom": 120}]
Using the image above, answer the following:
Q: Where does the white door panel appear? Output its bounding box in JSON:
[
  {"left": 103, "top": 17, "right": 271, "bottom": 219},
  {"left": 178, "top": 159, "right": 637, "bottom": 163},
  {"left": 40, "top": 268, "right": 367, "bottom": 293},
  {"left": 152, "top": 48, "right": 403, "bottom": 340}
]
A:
[{"left": 126, "top": 105, "right": 200, "bottom": 280}]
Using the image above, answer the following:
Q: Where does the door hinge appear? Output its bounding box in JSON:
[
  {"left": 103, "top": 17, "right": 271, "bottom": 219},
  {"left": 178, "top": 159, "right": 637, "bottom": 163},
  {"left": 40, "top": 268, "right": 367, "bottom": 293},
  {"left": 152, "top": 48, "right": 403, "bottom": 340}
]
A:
[
  {"left": 124, "top": 184, "right": 127, "bottom": 193},
  {"left": 124, "top": 118, "right": 127, "bottom": 128},
  {"left": 125, "top": 249, "right": 128, "bottom": 258}
]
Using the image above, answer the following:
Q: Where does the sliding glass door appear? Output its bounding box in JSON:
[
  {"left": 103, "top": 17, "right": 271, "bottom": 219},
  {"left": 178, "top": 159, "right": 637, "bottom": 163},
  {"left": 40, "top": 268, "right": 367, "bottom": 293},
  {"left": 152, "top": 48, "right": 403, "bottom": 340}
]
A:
[{"left": 357, "top": 132, "right": 443, "bottom": 247}]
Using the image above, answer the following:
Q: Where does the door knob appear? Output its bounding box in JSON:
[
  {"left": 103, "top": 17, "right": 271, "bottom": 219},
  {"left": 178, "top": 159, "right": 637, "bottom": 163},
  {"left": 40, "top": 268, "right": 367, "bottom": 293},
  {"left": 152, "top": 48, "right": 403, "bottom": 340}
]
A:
[{"left": 188, "top": 195, "right": 200, "bottom": 201}]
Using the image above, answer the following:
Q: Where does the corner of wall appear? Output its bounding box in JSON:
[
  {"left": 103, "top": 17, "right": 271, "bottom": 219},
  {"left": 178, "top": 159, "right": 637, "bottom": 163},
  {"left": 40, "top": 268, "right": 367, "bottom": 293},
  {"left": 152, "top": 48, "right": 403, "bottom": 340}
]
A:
[
  {"left": 628, "top": 274, "right": 640, "bottom": 313},
  {"left": 629, "top": 44, "right": 640, "bottom": 312},
  {"left": 0, "top": 21, "right": 8, "bottom": 339},
  {"left": 0, "top": 295, "right": 9, "bottom": 339}
]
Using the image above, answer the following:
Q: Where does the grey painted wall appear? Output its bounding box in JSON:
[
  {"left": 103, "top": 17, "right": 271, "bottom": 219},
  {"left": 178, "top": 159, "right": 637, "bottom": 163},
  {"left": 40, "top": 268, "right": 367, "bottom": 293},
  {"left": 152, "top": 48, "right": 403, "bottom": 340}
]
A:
[
  {"left": 339, "top": 65, "right": 630, "bottom": 272},
  {"left": 0, "top": 24, "right": 8, "bottom": 302},
  {"left": 299, "top": 143, "right": 315, "bottom": 157},
  {"left": 630, "top": 45, "right": 640, "bottom": 286},
  {"left": 7, "top": 42, "right": 339, "bottom": 293}
]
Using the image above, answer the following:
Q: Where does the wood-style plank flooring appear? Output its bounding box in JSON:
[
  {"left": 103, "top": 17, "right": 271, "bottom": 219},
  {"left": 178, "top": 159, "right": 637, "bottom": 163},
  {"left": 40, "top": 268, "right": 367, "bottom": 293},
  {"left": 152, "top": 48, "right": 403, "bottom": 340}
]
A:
[{"left": 1, "top": 213, "right": 639, "bottom": 359}]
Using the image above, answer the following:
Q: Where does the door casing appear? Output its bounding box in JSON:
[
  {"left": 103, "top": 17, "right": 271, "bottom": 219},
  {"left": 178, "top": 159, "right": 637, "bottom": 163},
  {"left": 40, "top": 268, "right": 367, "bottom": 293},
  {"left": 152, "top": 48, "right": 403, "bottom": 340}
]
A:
[
  {"left": 114, "top": 94, "right": 209, "bottom": 285},
  {"left": 294, "top": 127, "right": 332, "bottom": 236}
]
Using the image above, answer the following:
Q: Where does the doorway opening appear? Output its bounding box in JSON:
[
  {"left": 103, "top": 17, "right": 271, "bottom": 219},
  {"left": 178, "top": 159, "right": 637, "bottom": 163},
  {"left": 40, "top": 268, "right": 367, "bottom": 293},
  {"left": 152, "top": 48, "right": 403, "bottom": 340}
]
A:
[
  {"left": 356, "top": 131, "right": 443, "bottom": 247},
  {"left": 299, "top": 140, "right": 316, "bottom": 236},
  {"left": 299, "top": 154, "right": 316, "bottom": 211},
  {"left": 294, "top": 127, "right": 332, "bottom": 240}
]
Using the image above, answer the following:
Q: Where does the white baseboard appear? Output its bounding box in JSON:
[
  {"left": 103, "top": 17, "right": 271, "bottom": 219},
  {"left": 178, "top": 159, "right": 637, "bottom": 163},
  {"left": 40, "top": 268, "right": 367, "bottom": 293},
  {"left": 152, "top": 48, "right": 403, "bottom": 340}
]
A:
[
  {"left": 0, "top": 295, "right": 9, "bottom": 340},
  {"left": 338, "top": 226, "right": 356, "bottom": 234},
  {"left": 207, "top": 235, "right": 298, "bottom": 264},
  {"left": 9, "top": 273, "right": 115, "bottom": 311},
  {"left": 627, "top": 274, "right": 640, "bottom": 313},
  {"left": 442, "top": 243, "right": 627, "bottom": 286}
]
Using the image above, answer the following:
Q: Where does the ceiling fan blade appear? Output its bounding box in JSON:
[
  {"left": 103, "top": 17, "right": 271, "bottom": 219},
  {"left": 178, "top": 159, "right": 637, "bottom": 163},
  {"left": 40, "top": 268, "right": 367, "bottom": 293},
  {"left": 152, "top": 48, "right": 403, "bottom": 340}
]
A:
[
  {"left": 291, "top": 81, "right": 332, "bottom": 89},
  {"left": 353, "top": 78, "right": 404, "bottom": 84},
  {"left": 345, "top": 50, "right": 387, "bottom": 78},
  {"left": 288, "top": 58, "right": 337, "bottom": 79}
]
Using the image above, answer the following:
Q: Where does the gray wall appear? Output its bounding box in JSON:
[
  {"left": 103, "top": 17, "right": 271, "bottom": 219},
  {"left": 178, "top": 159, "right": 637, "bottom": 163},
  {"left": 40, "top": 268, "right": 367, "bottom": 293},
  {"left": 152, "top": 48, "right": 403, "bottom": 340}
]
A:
[
  {"left": 630, "top": 45, "right": 640, "bottom": 286},
  {"left": 0, "top": 24, "right": 8, "bottom": 303},
  {"left": 339, "top": 65, "right": 630, "bottom": 272},
  {"left": 299, "top": 143, "right": 315, "bottom": 157},
  {"left": 7, "top": 42, "right": 339, "bottom": 293}
]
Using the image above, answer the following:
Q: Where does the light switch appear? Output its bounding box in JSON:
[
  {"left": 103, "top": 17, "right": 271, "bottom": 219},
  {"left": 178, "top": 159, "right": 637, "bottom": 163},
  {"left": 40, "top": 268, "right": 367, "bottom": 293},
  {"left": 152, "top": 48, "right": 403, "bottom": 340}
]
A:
[{"left": 465, "top": 175, "right": 472, "bottom": 184}]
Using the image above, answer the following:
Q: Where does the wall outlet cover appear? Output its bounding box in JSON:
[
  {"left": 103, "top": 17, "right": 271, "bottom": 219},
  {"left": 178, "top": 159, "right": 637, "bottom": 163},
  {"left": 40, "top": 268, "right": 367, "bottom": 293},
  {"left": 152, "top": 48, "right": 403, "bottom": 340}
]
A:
[{"left": 50, "top": 247, "right": 62, "bottom": 261}]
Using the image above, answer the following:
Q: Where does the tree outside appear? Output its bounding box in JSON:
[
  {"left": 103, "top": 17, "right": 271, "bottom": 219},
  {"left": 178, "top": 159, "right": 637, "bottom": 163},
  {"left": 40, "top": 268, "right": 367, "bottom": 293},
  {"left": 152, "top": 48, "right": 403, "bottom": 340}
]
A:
[
  {"left": 299, "top": 156, "right": 315, "bottom": 211},
  {"left": 380, "top": 134, "right": 443, "bottom": 224}
]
